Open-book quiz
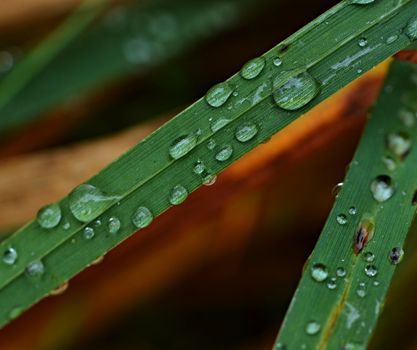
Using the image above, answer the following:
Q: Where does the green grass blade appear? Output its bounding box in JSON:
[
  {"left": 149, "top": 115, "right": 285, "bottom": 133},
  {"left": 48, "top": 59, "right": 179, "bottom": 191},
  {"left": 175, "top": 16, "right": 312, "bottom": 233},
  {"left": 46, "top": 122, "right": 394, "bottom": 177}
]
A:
[
  {"left": 0, "top": 0, "right": 261, "bottom": 135},
  {"left": 0, "top": 0, "right": 416, "bottom": 328},
  {"left": 274, "top": 60, "right": 417, "bottom": 349}
]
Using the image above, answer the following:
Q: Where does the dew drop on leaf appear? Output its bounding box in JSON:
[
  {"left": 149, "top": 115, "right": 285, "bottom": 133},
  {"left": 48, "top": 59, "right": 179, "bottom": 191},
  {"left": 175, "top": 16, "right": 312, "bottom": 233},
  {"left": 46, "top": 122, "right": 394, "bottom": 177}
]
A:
[
  {"left": 3, "top": 248, "right": 18, "bottom": 265},
  {"left": 169, "top": 185, "right": 188, "bottom": 205},
  {"left": 305, "top": 321, "right": 321, "bottom": 335},
  {"left": 202, "top": 173, "right": 217, "bottom": 186},
  {"left": 132, "top": 206, "right": 153, "bottom": 228},
  {"left": 348, "top": 207, "right": 357, "bottom": 216},
  {"left": 169, "top": 134, "right": 198, "bottom": 159},
  {"left": 37, "top": 203, "right": 62, "bottom": 229},
  {"left": 205, "top": 82, "right": 234, "bottom": 107},
  {"left": 215, "top": 145, "right": 233, "bottom": 162},
  {"left": 389, "top": 247, "right": 404, "bottom": 265},
  {"left": 386, "top": 132, "right": 411, "bottom": 159},
  {"left": 108, "top": 217, "right": 121, "bottom": 234},
  {"left": 364, "top": 265, "right": 378, "bottom": 277},
  {"left": 358, "top": 38, "right": 368, "bottom": 47},
  {"left": 327, "top": 277, "right": 337, "bottom": 290},
  {"left": 310, "top": 263, "right": 328, "bottom": 282},
  {"left": 193, "top": 160, "right": 206, "bottom": 175},
  {"left": 26, "top": 260, "right": 44, "bottom": 278},
  {"left": 273, "top": 57, "right": 283, "bottom": 67},
  {"left": 240, "top": 57, "right": 265, "bottom": 80},
  {"left": 207, "top": 139, "right": 216, "bottom": 150},
  {"left": 348, "top": 0, "right": 375, "bottom": 4},
  {"left": 273, "top": 72, "right": 320, "bottom": 111},
  {"left": 370, "top": 175, "right": 394, "bottom": 202},
  {"left": 83, "top": 227, "right": 95, "bottom": 240},
  {"left": 405, "top": 16, "right": 417, "bottom": 40},
  {"left": 364, "top": 251, "right": 375, "bottom": 263},
  {"left": 210, "top": 117, "right": 231, "bottom": 132},
  {"left": 336, "top": 267, "right": 346, "bottom": 278},
  {"left": 235, "top": 122, "right": 258, "bottom": 143},
  {"left": 336, "top": 214, "right": 348, "bottom": 225}
]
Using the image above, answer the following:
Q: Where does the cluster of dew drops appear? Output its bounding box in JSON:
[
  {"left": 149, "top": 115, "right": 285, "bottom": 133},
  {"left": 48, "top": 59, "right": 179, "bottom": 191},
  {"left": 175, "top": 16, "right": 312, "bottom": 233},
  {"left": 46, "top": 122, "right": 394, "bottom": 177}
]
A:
[{"left": 275, "top": 6, "right": 417, "bottom": 348}]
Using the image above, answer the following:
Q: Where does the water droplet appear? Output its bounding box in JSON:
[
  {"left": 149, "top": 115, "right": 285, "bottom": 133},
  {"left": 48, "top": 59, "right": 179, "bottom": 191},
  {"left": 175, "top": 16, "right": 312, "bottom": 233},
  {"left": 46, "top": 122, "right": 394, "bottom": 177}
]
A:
[
  {"left": 327, "top": 278, "right": 337, "bottom": 290},
  {"left": 354, "top": 217, "right": 375, "bottom": 254},
  {"left": 207, "top": 139, "right": 216, "bottom": 150},
  {"left": 193, "top": 160, "right": 205, "bottom": 175},
  {"left": 83, "top": 227, "right": 95, "bottom": 240},
  {"left": 336, "top": 267, "right": 346, "bottom": 278},
  {"left": 343, "top": 342, "right": 365, "bottom": 350},
  {"left": 50, "top": 282, "right": 69, "bottom": 296},
  {"left": 274, "top": 342, "right": 286, "bottom": 350},
  {"left": 356, "top": 283, "right": 366, "bottom": 298},
  {"left": 305, "top": 321, "right": 321, "bottom": 335},
  {"left": 336, "top": 214, "right": 348, "bottom": 225},
  {"left": 405, "top": 16, "right": 417, "bottom": 40},
  {"left": 373, "top": 280, "right": 380, "bottom": 287},
  {"left": 202, "top": 173, "right": 217, "bottom": 186},
  {"left": 399, "top": 108, "right": 415, "bottom": 127},
  {"left": 311, "top": 263, "right": 328, "bottom": 282},
  {"left": 132, "top": 206, "right": 153, "bottom": 228},
  {"left": 210, "top": 117, "right": 231, "bottom": 132},
  {"left": 69, "top": 184, "right": 119, "bottom": 223},
  {"left": 364, "top": 265, "right": 378, "bottom": 277},
  {"left": 3, "top": 248, "right": 18, "bottom": 265},
  {"left": 332, "top": 182, "right": 343, "bottom": 197},
  {"left": 169, "top": 185, "right": 188, "bottom": 205},
  {"left": 273, "top": 72, "right": 320, "bottom": 111},
  {"left": 358, "top": 38, "right": 368, "bottom": 47},
  {"left": 348, "top": 0, "right": 375, "bottom": 4},
  {"left": 370, "top": 175, "right": 395, "bottom": 202},
  {"left": 348, "top": 207, "right": 357, "bottom": 216},
  {"left": 273, "top": 57, "right": 282, "bottom": 67},
  {"left": 364, "top": 252, "right": 375, "bottom": 263},
  {"left": 108, "top": 217, "right": 121, "bottom": 234},
  {"left": 382, "top": 156, "right": 397, "bottom": 171},
  {"left": 235, "top": 122, "right": 258, "bottom": 142},
  {"left": 26, "top": 260, "right": 44, "bottom": 277},
  {"left": 62, "top": 221, "right": 71, "bottom": 230},
  {"left": 205, "top": 82, "right": 234, "bottom": 107},
  {"left": 8, "top": 307, "right": 22, "bottom": 320},
  {"left": 386, "top": 35, "right": 399, "bottom": 45},
  {"left": 389, "top": 247, "right": 404, "bottom": 265},
  {"left": 215, "top": 145, "right": 233, "bottom": 162},
  {"left": 386, "top": 132, "right": 411, "bottom": 159},
  {"left": 169, "top": 134, "right": 198, "bottom": 160},
  {"left": 240, "top": 57, "right": 265, "bottom": 79},
  {"left": 37, "top": 203, "right": 62, "bottom": 229},
  {"left": 94, "top": 219, "right": 102, "bottom": 227}
]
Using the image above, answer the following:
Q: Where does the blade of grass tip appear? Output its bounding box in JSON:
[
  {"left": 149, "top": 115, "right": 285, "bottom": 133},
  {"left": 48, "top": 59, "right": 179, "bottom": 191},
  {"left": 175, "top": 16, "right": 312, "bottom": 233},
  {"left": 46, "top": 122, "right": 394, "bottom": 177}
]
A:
[
  {"left": 0, "top": 0, "right": 416, "bottom": 328},
  {"left": 0, "top": 0, "right": 109, "bottom": 125},
  {"left": 0, "top": 0, "right": 266, "bottom": 136},
  {"left": 274, "top": 60, "right": 417, "bottom": 350}
]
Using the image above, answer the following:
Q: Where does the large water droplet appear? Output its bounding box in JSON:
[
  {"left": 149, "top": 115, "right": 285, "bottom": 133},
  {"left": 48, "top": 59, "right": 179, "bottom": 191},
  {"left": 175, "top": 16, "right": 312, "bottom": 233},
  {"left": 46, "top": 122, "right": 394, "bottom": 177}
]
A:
[
  {"left": 37, "top": 203, "right": 62, "bottom": 229},
  {"left": 235, "top": 122, "right": 258, "bottom": 142},
  {"left": 132, "top": 206, "right": 153, "bottom": 228},
  {"left": 108, "top": 217, "right": 121, "bottom": 234},
  {"left": 311, "top": 263, "right": 328, "bottom": 282},
  {"left": 26, "top": 260, "right": 44, "bottom": 277},
  {"left": 273, "top": 72, "right": 320, "bottom": 111},
  {"left": 348, "top": 0, "right": 375, "bottom": 4},
  {"left": 305, "top": 321, "right": 321, "bottom": 335},
  {"left": 215, "top": 145, "right": 233, "bottom": 162},
  {"left": 210, "top": 117, "right": 231, "bottom": 132},
  {"left": 83, "top": 226, "right": 95, "bottom": 240},
  {"left": 389, "top": 247, "right": 404, "bottom": 265},
  {"left": 3, "top": 248, "right": 18, "bottom": 265},
  {"left": 169, "top": 185, "right": 188, "bottom": 205},
  {"left": 69, "top": 184, "right": 119, "bottom": 223},
  {"left": 370, "top": 175, "right": 395, "bottom": 202},
  {"left": 240, "top": 57, "right": 265, "bottom": 80},
  {"left": 386, "top": 132, "right": 411, "bottom": 159},
  {"left": 405, "top": 16, "right": 417, "bottom": 40},
  {"left": 364, "top": 265, "right": 378, "bottom": 277},
  {"left": 169, "top": 134, "right": 198, "bottom": 160},
  {"left": 336, "top": 214, "right": 348, "bottom": 225},
  {"left": 205, "top": 82, "right": 234, "bottom": 107}
]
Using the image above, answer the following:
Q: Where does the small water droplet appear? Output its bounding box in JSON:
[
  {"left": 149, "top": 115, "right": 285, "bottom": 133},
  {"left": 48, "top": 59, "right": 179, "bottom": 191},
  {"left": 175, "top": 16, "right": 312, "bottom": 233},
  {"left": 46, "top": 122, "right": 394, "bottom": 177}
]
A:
[
  {"left": 389, "top": 247, "right": 404, "bottom": 265},
  {"left": 358, "top": 38, "right": 368, "bottom": 48},
  {"left": 108, "top": 217, "right": 121, "bottom": 234},
  {"left": 169, "top": 185, "right": 188, "bottom": 205},
  {"left": 169, "top": 134, "right": 198, "bottom": 159},
  {"left": 202, "top": 173, "right": 217, "bottom": 186},
  {"left": 240, "top": 57, "right": 265, "bottom": 80},
  {"left": 193, "top": 160, "right": 205, "bottom": 175},
  {"left": 273, "top": 72, "right": 320, "bottom": 111},
  {"left": 327, "top": 278, "right": 337, "bottom": 290},
  {"left": 215, "top": 145, "right": 233, "bottom": 162},
  {"left": 205, "top": 82, "right": 234, "bottom": 108},
  {"left": 386, "top": 132, "right": 411, "bottom": 159},
  {"left": 336, "top": 267, "right": 346, "bottom": 278},
  {"left": 69, "top": 184, "right": 119, "bottom": 223},
  {"left": 94, "top": 219, "right": 102, "bottom": 227},
  {"left": 382, "top": 156, "right": 397, "bottom": 171},
  {"left": 305, "top": 321, "right": 321, "bottom": 335},
  {"left": 62, "top": 221, "right": 71, "bottom": 230},
  {"left": 132, "top": 206, "right": 153, "bottom": 228},
  {"left": 364, "top": 265, "right": 378, "bottom": 277},
  {"left": 3, "top": 248, "right": 18, "bottom": 265},
  {"left": 83, "top": 226, "right": 95, "bottom": 240},
  {"left": 399, "top": 108, "right": 415, "bottom": 127},
  {"left": 385, "top": 35, "right": 399, "bottom": 45},
  {"left": 26, "top": 260, "right": 44, "bottom": 277},
  {"left": 364, "top": 252, "right": 375, "bottom": 263},
  {"left": 210, "top": 117, "right": 231, "bottom": 132},
  {"left": 373, "top": 280, "right": 380, "bottom": 287},
  {"left": 273, "top": 57, "right": 283, "bottom": 67},
  {"left": 332, "top": 182, "right": 344, "bottom": 197},
  {"left": 49, "top": 282, "right": 69, "bottom": 296},
  {"left": 274, "top": 342, "right": 286, "bottom": 350},
  {"left": 207, "top": 139, "right": 216, "bottom": 150},
  {"left": 343, "top": 342, "right": 365, "bottom": 350},
  {"left": 336, "top": 214, "right": 348, "bottom": 225},
  {"left": 370, "top": 175, "right": 395, "bottom": 202},
  {"left": 356, "top": 283, "right": 366, "bottom": 298},
  {"left": 37, "top": 203, "right": 62, "bottom": 229},
  {"left": 8, "top": 307, "right": 22, "bottom": 320},
  {"left": 235, "top": 122, "right": 258, "bottom": 142},
  {"left": 311, "top": 263, "right": 328, "bottom": 282},
  {"left": 348, "top": 207, "right": 357, "bottom": 216},
  {"left": 405, "top": 16, "right": 417, "bottom": 40},
  {"left": 354, "top": 216, "right": 375, "bottom": 254}
]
